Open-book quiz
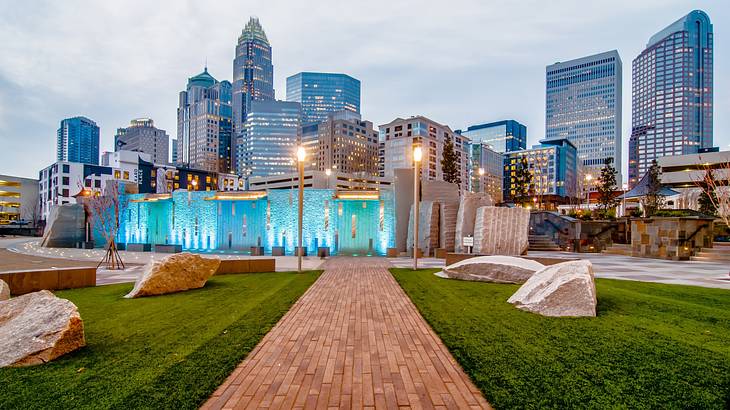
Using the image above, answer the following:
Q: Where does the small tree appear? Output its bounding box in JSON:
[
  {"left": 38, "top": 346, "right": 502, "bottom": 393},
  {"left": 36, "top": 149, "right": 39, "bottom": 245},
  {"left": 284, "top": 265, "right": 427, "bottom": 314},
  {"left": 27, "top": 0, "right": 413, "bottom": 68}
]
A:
[
  {"left": 691, "top": 158, "right": 730, "bottom": 226},
  {"left": 513, "top": 156, "right": 533, "bottom": 206},
  {"left": 84, "top": 181, "right": 129, "bottom": 270},
  {"left": 441, "top": 139, "right": 461, "bottom": 186},
  {"left": 642, "top": 159, "right": 664, "bottom": 217},
  {"left": 596, "top": 158, "right": 619, "bottom": 218}
]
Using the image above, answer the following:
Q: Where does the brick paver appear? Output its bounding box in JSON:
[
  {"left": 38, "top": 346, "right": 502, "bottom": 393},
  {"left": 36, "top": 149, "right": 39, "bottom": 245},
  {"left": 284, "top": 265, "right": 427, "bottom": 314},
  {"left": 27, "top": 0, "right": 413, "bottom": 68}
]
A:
[{"left": 203, "top": 257, "right": 490, "bottom": 409}]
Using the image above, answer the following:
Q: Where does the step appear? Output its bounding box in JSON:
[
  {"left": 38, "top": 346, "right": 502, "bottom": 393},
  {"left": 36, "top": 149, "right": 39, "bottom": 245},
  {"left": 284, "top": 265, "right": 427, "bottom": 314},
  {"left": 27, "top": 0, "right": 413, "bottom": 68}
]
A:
[
  {"left": 693, "top": 252, "right": 730, "bottom": 261},
  {"left": 698, "top": 248, "right": 730, "bottom": 255},
  {"left": 691, "top": 255, "right": 730, "bottom": 262}
]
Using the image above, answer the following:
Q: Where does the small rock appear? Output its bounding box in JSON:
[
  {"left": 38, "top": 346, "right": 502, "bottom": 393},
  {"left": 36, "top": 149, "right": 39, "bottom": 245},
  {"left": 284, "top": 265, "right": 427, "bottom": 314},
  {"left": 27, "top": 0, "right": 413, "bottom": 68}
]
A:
[
  {"left": 507, "top": 260, "right": 597, "bottom": 317},
  {"left": 0, "top": 290, "right": 86, "bottom": 367},
  {"left": 441, "top": 256, "right": 544, "bottom": 284},
  {"left": 125, "top": 252, "right": 221, "bottom": 298},
  {"left": 0, "top": 279, "right": 9, "bottom": 301}
]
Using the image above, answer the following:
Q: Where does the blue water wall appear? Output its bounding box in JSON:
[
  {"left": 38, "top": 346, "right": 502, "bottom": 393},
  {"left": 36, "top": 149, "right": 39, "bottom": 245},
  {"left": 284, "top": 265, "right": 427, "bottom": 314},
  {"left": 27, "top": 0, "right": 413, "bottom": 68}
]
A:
[{"left": 118, "top": 189, "right": 395, "bottom": 255}]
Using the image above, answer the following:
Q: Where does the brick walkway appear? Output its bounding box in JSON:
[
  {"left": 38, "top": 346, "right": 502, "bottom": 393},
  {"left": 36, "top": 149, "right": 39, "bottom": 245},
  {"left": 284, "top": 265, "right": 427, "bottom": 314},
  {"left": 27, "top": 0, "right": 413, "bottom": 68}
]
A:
[{"left": 203, "top": 257, "right": 490, "bottom": 409}]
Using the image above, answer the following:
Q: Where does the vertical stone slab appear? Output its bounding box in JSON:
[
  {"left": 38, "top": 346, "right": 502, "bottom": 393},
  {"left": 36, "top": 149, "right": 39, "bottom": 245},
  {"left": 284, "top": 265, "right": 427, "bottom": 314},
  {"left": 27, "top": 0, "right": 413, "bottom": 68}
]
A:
[
  {"left": 473, "top": 206, "right": 530, "bottom": 255},
  {"left": 439, "top": 202, "right": 459, "bottom": 252},
  {"left": 454, "top": 192, "right": 493, "bottom": 253},
  {"left": 407, "top": 201, "right": 440, "bottom": 255}
]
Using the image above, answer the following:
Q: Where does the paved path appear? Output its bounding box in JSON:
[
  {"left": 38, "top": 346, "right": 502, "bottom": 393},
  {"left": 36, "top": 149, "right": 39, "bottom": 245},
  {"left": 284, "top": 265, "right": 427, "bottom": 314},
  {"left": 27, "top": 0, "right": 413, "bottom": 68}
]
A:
[{"left": 203, "top": 257, "right": 490, "bottom": 409}]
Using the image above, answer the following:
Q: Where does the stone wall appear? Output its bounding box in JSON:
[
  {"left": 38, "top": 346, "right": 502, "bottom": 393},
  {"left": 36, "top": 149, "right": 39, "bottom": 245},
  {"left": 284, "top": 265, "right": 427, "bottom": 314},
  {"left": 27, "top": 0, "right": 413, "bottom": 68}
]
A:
[
  {"left": 439, "top": 202, "right": 459, "bottom": 252},
  {"left": 473, "top": 206, "right": 530, "bottom": 255},
  {"left": 41, "top": 204, "right": 86, "bottom": 248},
  {"left": 454, "top": 192, "right": 493, "bottom": 253},
  {"left": 631, "top": 217, "right": 714, "bottom": 260}
]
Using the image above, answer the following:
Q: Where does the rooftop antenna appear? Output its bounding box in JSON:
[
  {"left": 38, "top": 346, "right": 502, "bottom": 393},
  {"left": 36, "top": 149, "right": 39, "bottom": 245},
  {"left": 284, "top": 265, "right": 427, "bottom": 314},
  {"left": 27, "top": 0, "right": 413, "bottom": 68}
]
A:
[{"left": 204, "top": 57, "right": 208, "bottom": 72}]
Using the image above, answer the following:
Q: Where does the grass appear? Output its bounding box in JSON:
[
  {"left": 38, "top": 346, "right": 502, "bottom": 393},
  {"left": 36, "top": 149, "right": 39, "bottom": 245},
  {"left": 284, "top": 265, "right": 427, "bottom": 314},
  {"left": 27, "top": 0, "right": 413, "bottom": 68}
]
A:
[
  {"left": 391, "top": 268, "right": 730, "bottom": 409},
  {"left": 0, "top": 271, "right": 320, "bottom": 409}
]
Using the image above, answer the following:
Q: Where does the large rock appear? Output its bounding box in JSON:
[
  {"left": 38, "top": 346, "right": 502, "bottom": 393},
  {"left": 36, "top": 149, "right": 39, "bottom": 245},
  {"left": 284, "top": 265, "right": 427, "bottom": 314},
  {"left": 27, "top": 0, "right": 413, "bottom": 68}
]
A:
[
  {"left": 507, "top": 260, "right": 597, "bottom": 317},
  {"left": 473, "top": 206, "right": 530, "bottom": 255},
  {"left": 454, "top": 192, "right": 493, "bottom": 253},
  {"left": 438, "top": 202, "right": 459, "bottom": 252},
  {"left": 0, "top": 279, "right": 9, "bottom": 301},
  {"left": 0, "top": 290, "right": 86, "bottom": 367},
  {"left": 441, "top": 256, "right": 544, "bottom": 284},
  {"left": 125, "top": 252, "right": 221, "bottom": 298}
]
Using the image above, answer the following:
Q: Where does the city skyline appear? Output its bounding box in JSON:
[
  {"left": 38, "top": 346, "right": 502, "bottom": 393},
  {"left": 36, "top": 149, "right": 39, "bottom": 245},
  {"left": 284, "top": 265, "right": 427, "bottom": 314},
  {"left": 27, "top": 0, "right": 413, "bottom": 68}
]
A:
[{"left": 0, "top": 1, "right": 727, "bottom": 180}]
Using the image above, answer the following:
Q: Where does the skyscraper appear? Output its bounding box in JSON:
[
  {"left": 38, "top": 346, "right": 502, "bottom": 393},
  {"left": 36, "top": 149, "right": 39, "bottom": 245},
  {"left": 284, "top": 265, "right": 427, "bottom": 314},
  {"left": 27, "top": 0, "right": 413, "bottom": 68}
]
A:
[
  {"left": 56, "top": 116, "right": 100, "bottom": 165},
  {"left": 458, "top": 120, "right": 526, "bottom": 153},
  {"left": 545, "top": 50, "right": 622, "bottom": 183},
  {"left": 239, "top": 100, "right": 301, "bottom": 178},
  {"left": 232, "top": 17, "right": 275, "bottom": 151},
  {"left": 286, "top": 72, "right": 361, "bottom": 125},
  {"left": 300, "top": 111, "right": 379, "bottom": 175},
  {"left": 176, "top": 68, "right": 233, "bottom": 173},
  {"left": 115, "top": 118, "right": 169, "bottom": 165},
  {"left": 629, "top": 10, "right": 713, "bottom": 187}
]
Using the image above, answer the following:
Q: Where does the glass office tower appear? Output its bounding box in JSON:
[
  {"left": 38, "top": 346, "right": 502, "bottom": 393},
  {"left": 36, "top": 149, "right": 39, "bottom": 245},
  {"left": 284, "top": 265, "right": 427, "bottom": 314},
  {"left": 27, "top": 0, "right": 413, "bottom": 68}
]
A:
[
  {"left": 286, "top": 72, "right": 360, "bottom": 125},
  {"left": 545, "top": 50, "right": 622, "bottom": 183},
  {"left": 629, "top": 10, "right": 713, "bottom": 187},
  {"left": 239, "top": 100, "right": 301, "bottom": 178},
  {"left": 232, "top": 17, "right": 275, "bottom": 170},
  {"left": 458, "top": 120, "right": 526, "bottom": 153},
  {"left": 176, "top": 68, "right": 234, "bottom": 173},
  {"left": 57, "top": 116, "right": 100, "bottom": 165}
]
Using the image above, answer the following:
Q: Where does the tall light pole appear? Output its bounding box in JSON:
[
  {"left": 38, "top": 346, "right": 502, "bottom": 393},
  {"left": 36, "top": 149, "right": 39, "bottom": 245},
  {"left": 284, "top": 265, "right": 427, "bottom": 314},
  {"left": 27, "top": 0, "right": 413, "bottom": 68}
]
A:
[
  {"left": 325, "top": 168, "right": 331, "bottom": 189},
  {"left": 413, "top": 145, "right": 422, "bottom": 270},
  {"left": 584, "top": 174, "right": 593, "bottom": 210},
  {"left": 297, "top": 146, "right": 306, "bottom": 273}
]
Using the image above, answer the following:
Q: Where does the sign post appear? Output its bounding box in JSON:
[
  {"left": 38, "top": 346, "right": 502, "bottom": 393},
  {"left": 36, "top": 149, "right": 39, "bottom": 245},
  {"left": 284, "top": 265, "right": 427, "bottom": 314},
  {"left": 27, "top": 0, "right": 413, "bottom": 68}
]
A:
[{"left": 462, "top": 236, "right": 474, "bottom": 254}]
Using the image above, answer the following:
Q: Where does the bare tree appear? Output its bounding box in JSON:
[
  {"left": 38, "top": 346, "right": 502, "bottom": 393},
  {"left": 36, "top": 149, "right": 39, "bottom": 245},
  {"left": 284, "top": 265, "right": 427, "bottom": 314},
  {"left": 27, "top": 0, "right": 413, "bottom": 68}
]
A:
[
  {"left": 83, "top": 180, "right": 129, "bottom": 270},
  {"left": 690, "top": 156, "right": 730, "bottom": 226}
]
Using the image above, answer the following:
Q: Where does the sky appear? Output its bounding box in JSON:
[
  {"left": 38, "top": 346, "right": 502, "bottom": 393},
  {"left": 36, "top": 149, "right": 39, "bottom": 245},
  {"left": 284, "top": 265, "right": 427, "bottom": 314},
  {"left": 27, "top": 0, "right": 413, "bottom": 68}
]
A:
[{"left": 0, "top": 0, "right": 727, "bottom": 182}]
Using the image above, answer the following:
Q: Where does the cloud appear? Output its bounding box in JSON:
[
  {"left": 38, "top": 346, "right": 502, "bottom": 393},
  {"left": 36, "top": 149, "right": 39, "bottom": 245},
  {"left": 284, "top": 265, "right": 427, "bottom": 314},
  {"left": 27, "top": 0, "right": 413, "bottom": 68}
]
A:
[{"left": 0, "top": 0, "right": 726, "bottom": 180}]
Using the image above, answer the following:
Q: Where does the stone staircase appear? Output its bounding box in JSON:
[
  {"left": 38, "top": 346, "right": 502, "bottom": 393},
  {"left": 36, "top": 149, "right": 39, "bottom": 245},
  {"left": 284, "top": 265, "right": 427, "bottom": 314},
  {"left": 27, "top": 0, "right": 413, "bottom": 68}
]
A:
[
  {"left": 528, "top": 234, "right": 561, "bottom": 251},
  {"left": 690, "top": 242, "right": 730, "bottom": 262},
  {"left": 601, "top": 243, "right": 632, "bottom": 256}
]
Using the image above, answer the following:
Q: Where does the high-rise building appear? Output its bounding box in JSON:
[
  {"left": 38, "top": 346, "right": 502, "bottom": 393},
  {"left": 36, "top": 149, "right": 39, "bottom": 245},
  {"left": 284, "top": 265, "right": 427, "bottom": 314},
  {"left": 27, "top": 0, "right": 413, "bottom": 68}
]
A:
[
  {"left": 56, "top": 116, "right": 100, "bottom": 165},
  {"left": 170, "top": 139, "right": 178, "bottom": 164},
  {"left": 286, "top": 72, "right": 361, "bottom": 125},
  {"left": 468, "top": 143, "right": 503, "bottom": 203},
  {"left": 238, "top": 100, "right": 301, "bottom": 178},
  {"left": 300, "top": 111, "right": 379, "bottom": 176},
  {"left": 379, "top": 116, "right": 470, "bottom": 190},
  {"left": 629, "top": 10, "right": 713, "bottom": 188},
  {"left": 545, "top": 50, "right": 622, "bottom": 184},
  {"left": 504, "top": 139, "right": 578, "bottom": 204},
  {"left": 176, "top": 68, "right": 233, "bottom": 173},
  {"left": 232, "top": 17, "right": 275, "bottom": 156},
  {"left": 115, "top": 118, "right": 170, "bottom": 165},
  {"left": 457, "top": 120, "right": 526, "bottom": 153}
]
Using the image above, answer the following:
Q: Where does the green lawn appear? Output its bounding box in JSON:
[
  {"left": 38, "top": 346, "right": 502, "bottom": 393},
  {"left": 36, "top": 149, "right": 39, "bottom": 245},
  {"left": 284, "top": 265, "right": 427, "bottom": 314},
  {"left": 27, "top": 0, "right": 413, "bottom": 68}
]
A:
[
  {"left": 391, "top": 268, "right": 730, "bottom": 409},
  {"left": 0, "top": 271, "right": 320, "bottom": 409}
]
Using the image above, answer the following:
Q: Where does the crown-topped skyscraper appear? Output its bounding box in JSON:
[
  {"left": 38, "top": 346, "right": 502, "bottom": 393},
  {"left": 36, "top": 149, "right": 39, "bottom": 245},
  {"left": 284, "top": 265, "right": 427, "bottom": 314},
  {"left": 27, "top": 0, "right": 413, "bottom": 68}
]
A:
[{"left": 233, "top": 17, "right": 275, "bottom": 173}]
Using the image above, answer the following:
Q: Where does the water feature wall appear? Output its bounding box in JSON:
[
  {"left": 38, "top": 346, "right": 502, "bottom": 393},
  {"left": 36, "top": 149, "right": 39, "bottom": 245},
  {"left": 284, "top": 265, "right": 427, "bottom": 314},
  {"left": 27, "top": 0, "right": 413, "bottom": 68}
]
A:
[{"left": 118, "top": 189, "right": 395, "bottom": 255}]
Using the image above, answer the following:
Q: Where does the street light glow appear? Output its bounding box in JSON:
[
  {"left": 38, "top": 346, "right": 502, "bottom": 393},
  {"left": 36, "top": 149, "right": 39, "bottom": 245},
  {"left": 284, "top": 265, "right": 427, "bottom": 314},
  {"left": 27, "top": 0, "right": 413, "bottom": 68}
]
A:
[
  {"left": 413, "top": 146, "right": 422, "bottom": 162},
  {"left": 478, "top": 167, "right": 485, "bottom": 176},
  {"left": 297, "top": 146, "right": 306, "bottom": 162}
]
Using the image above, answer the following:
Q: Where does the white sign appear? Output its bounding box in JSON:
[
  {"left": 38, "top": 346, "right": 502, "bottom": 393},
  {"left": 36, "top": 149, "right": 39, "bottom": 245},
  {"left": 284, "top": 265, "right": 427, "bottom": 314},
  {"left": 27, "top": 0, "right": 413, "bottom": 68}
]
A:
[{"left": 462, "top": 236, "right": 474, "bottom": 247}]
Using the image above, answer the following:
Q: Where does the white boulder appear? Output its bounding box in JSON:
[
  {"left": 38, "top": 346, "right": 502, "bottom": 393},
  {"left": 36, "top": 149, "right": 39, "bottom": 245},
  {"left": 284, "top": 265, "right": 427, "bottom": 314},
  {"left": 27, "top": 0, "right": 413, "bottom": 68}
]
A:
[
  {"left": 441, "top": 256, "right": 544, "bottom": 284},
  {"left": 125, "top": 252, "right": 221, "bottom": 298},
  {"left": 507, "top": 260, "right": 597, "bottom": 317},
  {"left": 0, "top": 279, "right": 9, "bottom": 301},
  {"left": 0, "top": 290, "right": 86, "bottom": 367}
]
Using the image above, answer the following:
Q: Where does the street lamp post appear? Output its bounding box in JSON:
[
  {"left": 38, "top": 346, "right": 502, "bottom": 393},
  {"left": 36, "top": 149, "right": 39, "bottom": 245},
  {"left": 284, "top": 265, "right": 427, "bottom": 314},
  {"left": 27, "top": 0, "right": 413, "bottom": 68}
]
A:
[
  {"left": 297, "top": 146, "right": 306, "bottom": 273},
  {"left": 325, "top": 168, "right": 331, "bottom": 189},
  {"left": 413, "top": 146, "right": 422, "bottom": 270},
  {"left": 584, "top": 174, "right": 593, "bottom": 210}
]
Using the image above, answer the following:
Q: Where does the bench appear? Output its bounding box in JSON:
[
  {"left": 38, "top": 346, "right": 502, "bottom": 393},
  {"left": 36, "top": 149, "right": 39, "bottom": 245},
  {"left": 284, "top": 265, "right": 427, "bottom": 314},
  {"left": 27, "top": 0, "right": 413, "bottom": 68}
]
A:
[
  {"left": 215, "top": 258, "right": 276, "bottom": 275},
  {"left": 0, "top": 267, "right": 97, "bottom": 295},
  {"left": 127, "top": 243, "right": 152, "bottom": 252},
  {"left": 154, "top": 244, "right": 182, "bottom": 253}
]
